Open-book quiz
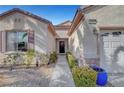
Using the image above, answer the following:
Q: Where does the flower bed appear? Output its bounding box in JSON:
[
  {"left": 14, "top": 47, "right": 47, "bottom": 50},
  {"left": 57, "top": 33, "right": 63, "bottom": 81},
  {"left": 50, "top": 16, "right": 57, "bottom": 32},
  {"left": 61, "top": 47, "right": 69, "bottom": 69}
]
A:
[
  {"left": 66, "top": 52, "right": 77, "bottom": 69},
  {"left": 1, "top": 50, "right": 57, "bottom": 70},
  {"left": 66, "top": 52, "right": 97, "bottom": 87}
]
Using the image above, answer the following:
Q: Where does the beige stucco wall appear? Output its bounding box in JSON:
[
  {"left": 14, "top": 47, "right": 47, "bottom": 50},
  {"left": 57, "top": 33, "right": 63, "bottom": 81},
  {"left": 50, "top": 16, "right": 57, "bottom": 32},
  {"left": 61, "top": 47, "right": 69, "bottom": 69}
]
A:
[
  {"left": 47, "top": 30, "right": 56, "bottom": 53},
  {"left": 81, "top": 5, "right": 124, "bottom": 72},
  {"left": 0, "top": 12, "right": 55, "bottom": 53},
  {"left": 83, "top": 5, "right": 124, "bottom": 26},
  {"left": 69, "top": 19, "right": 98, "bottom": 60},
  {"left": 56, "top": 29, "right": 68, "bottom": 38}
]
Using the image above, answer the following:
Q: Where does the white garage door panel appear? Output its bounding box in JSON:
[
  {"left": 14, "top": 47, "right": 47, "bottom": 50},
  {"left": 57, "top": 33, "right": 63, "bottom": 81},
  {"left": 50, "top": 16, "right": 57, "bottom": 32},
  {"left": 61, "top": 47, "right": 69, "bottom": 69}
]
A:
[{"left": 100, "top": 32, "right": 124, "bottom": 73}]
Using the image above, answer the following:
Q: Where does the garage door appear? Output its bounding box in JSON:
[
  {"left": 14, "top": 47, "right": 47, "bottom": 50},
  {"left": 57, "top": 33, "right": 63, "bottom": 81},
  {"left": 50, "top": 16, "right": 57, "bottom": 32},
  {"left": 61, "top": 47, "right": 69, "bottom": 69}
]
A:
[{"left": 100, "top": 31, "right": 124, "bottom": 73}]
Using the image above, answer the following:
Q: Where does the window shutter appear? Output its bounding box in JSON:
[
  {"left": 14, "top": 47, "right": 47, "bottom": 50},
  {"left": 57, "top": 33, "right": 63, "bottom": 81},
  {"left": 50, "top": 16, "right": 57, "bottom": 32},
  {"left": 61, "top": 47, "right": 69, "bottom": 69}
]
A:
[
  {"left": 1, "top": 31, "right": 6, "bottom": 52},
  {"left": 0, "top": 32, "right": 2, "bottom": 52},
  {"left": 28, "top": 31, "right": 34, "bottom": 50}
]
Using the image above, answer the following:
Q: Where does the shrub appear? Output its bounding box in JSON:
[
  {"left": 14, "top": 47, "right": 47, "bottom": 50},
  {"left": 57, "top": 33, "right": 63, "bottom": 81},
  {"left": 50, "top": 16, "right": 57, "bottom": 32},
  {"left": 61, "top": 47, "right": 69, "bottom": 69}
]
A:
[
  {"left": 66, "top": 51, "right": 72, "bottom": 55},
  {"left": 26, "top": 49, "right": 35, "bottom": 57},
  {"left": 40, "top": 53, "right": 49, "bottom": 65},
  {"left": 66, "top": 52, "right": 77, "bottom": 68},
  {"left": 72, "top": 66, "right": 97, "bottom": 87},
  {"left": 66, "top": 52, "right": 97, "bottom": 87},
  {"left": 4, "top": 54, "right": 17, "bottom": 66},
  {"left": 25, "top": 49, "right": 35, "bottom": 67},
  {"left": 49, "top": 51, "right": 57, "bottom": 63}
]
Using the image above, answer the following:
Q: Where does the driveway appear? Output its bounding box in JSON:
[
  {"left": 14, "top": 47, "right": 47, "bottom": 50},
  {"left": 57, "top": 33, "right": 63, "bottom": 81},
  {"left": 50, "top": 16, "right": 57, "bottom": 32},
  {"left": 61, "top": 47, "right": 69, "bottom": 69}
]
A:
[{"left": 0, "top": 65, "right": 54, "bottom": 87}]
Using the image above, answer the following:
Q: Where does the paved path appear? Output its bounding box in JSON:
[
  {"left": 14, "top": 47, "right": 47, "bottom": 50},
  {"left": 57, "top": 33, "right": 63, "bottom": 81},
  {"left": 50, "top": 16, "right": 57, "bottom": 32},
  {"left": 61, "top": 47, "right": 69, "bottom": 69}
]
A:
[
  {"left": 108, "top": 73, "right": 124, "bottom": 87},
  {"left": 49, "top": 55, "right": 75, "bottom": 87}
]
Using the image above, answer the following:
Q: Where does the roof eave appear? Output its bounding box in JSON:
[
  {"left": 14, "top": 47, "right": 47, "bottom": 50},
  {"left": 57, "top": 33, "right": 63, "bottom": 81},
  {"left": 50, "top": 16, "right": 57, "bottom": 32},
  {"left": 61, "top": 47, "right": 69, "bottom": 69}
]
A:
[
  {"left": 0, "top": 8, "right": 51, "bottom": 24},
  {"left": 68, "top": 10, "right": 84, "bottom": 36},
  {"left": 48, "top": 23, "right": 58, "bottom": 37}
]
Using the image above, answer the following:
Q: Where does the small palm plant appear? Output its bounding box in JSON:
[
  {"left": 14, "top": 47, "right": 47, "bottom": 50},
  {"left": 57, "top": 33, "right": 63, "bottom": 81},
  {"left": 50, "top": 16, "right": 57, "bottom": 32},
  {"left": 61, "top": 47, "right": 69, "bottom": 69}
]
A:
[{"left": 22, "top": 33, "right": 28, "bottom": 40}]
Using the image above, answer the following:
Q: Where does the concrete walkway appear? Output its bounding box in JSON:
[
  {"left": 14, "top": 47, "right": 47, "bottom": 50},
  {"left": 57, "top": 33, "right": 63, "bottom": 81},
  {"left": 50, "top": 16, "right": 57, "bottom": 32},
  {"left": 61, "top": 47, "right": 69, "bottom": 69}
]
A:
[
  {"left": 108, "top": 73, "right": 124, "bottom": 87},
  {"left": 49, "top": 55, "right": 75, "bottom": 87}
]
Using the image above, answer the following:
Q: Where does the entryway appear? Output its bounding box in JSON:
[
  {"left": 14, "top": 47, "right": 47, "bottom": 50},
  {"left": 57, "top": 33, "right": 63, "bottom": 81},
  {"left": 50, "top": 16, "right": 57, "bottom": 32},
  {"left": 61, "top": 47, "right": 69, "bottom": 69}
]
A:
[
  {"left": 59, "top": 41, "right": 65, "bottom": 53},
  {"left": 56, "top": 38, "right": 68, "bottom": 54}
]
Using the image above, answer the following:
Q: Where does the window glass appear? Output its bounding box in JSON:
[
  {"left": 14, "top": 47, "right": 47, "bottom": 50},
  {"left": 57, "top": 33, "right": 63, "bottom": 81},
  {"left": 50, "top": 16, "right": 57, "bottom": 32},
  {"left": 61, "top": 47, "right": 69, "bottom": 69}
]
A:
[
  {"left": 6, "top": 31, "right": 28, "bottom": 52},
  {"left": 18, "top": 32, "right": 28, "bottom": 51},
  {"left": 6, "top": 32, "right": 17, "bottom": 51}
]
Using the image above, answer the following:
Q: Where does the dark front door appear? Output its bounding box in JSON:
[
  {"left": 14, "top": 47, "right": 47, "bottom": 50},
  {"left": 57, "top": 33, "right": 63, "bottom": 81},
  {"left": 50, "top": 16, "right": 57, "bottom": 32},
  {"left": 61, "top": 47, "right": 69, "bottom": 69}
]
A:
[{"left": 59, "top": 41, "right": 65, "bottom": 53}]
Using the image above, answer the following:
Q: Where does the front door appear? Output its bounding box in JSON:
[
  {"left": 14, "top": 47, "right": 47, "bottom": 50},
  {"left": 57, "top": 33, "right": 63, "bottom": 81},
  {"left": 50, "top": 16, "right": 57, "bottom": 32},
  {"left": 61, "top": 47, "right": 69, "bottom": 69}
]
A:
[{"left": 59, "top": 41, "right": 65, "bottom": 53}]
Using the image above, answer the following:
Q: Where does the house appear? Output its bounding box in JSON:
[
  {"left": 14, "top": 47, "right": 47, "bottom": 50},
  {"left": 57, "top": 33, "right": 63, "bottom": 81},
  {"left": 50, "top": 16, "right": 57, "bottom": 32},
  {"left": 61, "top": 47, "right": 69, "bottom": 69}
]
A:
[
  {"left": 0, "top": 8, "right": 72, "bottom": 55},
  {"left": 0, "top": 8, "right": 57, "bottom": 54},
  {"left": 68, "top": 5, "right": 124, "bottom": 74},
  {"left": 1, "top": 6, "right": 124, "bottom": 74}
]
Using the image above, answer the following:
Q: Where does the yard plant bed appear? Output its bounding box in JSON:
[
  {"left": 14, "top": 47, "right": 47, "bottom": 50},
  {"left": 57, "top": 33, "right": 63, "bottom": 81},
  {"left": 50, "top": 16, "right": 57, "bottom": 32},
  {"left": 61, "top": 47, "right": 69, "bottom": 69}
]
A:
[
  {"left": 66, "top": 52, "right": 97, "bottom": 87},
  {"left": 0, "top": 63, "right": 55, "bottom": 87},
  {"left": 0, "top": 50, "right": 58, "bottom": 70}
]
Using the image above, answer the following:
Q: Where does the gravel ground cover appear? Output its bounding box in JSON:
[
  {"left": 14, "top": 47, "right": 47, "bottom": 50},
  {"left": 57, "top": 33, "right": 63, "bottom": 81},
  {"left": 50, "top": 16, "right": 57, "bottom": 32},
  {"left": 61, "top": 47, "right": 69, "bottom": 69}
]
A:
[{"left": 0, "top": 64, "right": 55, "bottom": 87}]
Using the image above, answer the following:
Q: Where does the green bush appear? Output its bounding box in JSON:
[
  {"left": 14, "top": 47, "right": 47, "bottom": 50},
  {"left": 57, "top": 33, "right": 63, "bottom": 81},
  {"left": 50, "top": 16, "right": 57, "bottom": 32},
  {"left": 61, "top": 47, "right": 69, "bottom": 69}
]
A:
[
  {"left": 25, "top": 49, "right": 35, "bottom": 67},
  {"left": 40, "top": 53, "right": 49, "bottom": 65},
  {"left": 49, "top": 51, "right": 57, "bottom": 63},
  {"left": 66, "top": 52, "right": 77, "bottom": 68},
  {"left": 66, "top": 52, "right": 97, "bottom": 87},
  {"left": 72, "top": 66, "right": 97, "bottom": 87},
  {"left": 66, "top": 51, "right": 72, "bottom": 55}
]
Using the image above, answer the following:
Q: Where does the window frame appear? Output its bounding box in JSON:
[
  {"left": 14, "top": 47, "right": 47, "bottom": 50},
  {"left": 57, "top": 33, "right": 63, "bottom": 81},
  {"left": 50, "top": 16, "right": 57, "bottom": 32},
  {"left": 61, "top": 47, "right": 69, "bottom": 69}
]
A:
[{"left": 6, "top": 31, "right": 28, "bottom": 52}]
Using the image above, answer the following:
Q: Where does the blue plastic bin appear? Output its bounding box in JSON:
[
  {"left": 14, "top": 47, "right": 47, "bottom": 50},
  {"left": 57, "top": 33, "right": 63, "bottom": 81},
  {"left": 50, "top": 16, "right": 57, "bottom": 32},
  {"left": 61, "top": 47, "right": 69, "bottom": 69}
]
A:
[{"left": 90, "top": 65, "right": 108, "bottom": 86}]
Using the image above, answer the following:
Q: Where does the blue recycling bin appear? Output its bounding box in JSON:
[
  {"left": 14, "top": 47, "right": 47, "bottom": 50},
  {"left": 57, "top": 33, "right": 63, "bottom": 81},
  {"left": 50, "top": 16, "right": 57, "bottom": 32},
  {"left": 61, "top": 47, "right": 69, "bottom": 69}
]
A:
[{"left": 90, "top": 65, "right": 108, "bottom": 86}]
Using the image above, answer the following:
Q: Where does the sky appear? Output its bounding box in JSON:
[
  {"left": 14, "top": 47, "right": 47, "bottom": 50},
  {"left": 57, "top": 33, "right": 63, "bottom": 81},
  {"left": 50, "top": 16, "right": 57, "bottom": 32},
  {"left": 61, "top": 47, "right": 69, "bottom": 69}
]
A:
[{"left": 0, "top": 5, "right": 80, "bottom": 25}]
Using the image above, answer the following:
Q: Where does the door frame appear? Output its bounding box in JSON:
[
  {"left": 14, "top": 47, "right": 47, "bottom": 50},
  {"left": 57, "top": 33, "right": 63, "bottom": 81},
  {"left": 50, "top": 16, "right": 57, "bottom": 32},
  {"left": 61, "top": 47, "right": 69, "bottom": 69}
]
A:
[
  {"left": 59, "top": 40, "right": 65, "bottom": 53},
  {"left": 56, "top": 38, "right": 68, "bottom": 54}
]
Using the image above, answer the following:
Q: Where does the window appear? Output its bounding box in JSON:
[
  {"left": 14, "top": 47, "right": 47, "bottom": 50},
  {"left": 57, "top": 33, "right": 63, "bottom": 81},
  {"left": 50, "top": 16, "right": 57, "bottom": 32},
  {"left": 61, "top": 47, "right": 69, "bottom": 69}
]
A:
[
  {"left": 112, "top": 32, "right": 121, "bottom": 36},
  {"left": 101, "top": 33, "right": 109, "bottom": 36},
  {"left": 18, "top": 32, "right": 28, "bottom": 51},
  {"left": 14, "top": 18, "right": 21, "bottom": 23},
  {"left": 6, "top": 31, "right": 28, "bottom": 52}
]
